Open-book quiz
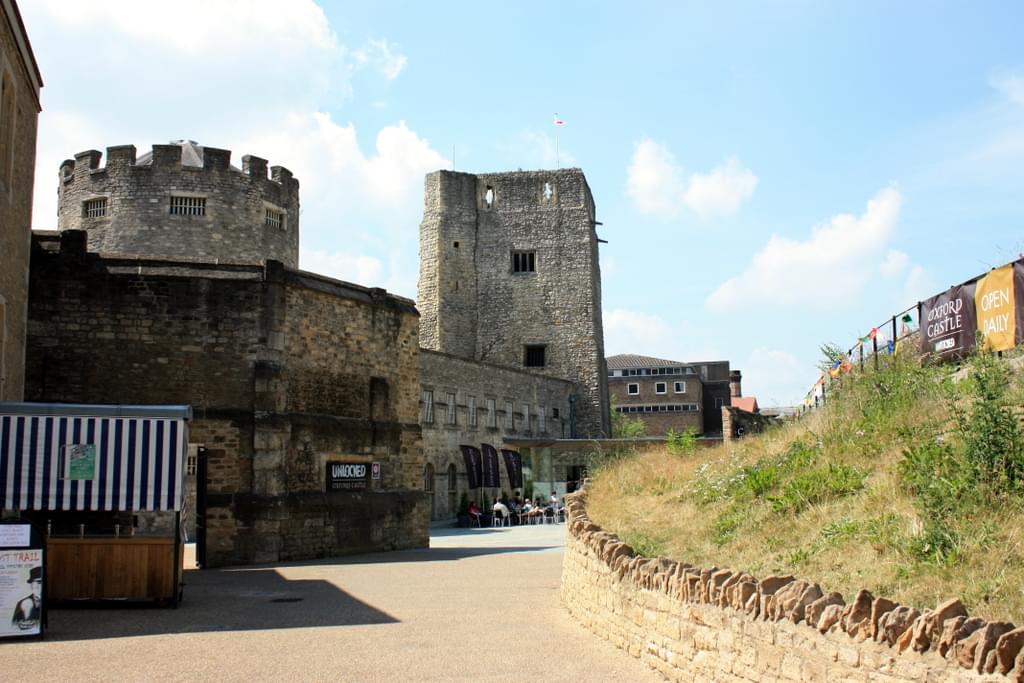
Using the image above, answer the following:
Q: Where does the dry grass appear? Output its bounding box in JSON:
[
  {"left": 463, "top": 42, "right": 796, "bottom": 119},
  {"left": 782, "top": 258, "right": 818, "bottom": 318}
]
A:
[{"left": 587, "top": 355, "right": 1024, "bottom": 623}]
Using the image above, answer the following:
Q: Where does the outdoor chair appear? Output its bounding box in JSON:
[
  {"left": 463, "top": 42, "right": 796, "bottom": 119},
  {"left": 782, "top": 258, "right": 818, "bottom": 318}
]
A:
[{"left": 491, "top": 509, "right": 509, "bottom": 527}]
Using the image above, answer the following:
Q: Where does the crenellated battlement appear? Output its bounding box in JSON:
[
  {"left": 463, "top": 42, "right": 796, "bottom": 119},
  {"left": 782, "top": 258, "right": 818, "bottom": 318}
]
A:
[{"left": 56, "top": 140, "right": 300, "bottom": 268}]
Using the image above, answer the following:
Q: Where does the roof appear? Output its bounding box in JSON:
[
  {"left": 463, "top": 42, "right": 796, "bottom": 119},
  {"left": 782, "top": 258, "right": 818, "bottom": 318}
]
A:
[
  {"left": 606, "top": 353, "right": 688, "bottom": 370},
  {"left": 135, "top": 140, "right": 214, "bottom": 168},
  {"left": 731, "top": 397, "right": 759, "bottom": 413}
]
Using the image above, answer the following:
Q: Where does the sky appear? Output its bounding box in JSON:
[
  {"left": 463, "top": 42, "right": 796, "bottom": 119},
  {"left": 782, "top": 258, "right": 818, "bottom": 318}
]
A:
[{"left": 19, "top": 1, "right": 1024, "bottom": 406}]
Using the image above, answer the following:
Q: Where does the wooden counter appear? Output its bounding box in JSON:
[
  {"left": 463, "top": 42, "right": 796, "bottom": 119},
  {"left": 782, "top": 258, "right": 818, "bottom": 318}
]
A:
[{"left": 46, "top": 537, "right": 182, "bottom": 603}]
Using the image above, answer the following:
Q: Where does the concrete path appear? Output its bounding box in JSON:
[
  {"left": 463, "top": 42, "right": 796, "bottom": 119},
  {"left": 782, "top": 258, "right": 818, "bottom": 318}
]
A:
[{"left": 2, "top": 523, "right": 660, "bottom": 682}]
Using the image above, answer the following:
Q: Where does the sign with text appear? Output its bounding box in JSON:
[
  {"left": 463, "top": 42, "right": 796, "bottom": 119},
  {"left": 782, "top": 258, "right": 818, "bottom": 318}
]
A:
[
  {"left": 975, "top": 265, "right": 1017, "bottom": 352},
  {"left": 459, "top": 446, "right": 482, "bottom": 489},
  {"left": 500, "top": 449, "right": 524, "bottom": 490},
  {"left": 480, "top": 444, "right": 501, "bottom": 489},
  {"left": 326, "top": 462, "right": 369, "bottom": 491},
  {"left": 0, "top": 526, "right": 30, "bottom": 549},
  {"left": 920, "top": 283, "right": 977, "bottom": 360}
]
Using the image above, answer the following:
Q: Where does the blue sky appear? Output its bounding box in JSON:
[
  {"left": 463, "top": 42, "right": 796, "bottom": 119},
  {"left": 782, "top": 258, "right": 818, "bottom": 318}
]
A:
[{"left": 20, "top": 1, "right": 1024, "bottom": 405}]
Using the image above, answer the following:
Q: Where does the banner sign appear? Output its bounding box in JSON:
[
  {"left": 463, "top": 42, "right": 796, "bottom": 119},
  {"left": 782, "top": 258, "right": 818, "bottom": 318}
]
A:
[
  {"left": 975, "top": 264, "right": 1017, "bottom": 352},
  {"left": 459, "top": 445, "right": 482, "bottom": 489},
  {"left": 1, "top": 521, "right": 44, "bottom": 640},
  {"left": 500, "top": 449, "right": 523, "bottom": 490},
  {"left": 480, "top": 443, "right": 501, "bottom": 489},
  {"left": 325, "top": 462, "right": 369, "bottom": 491},
  {"left": 920, "top": 283, "right": 977, "bottom": 360},
  {"left": 1017, "top": 261, "right": 1024, "bottom": 347}
]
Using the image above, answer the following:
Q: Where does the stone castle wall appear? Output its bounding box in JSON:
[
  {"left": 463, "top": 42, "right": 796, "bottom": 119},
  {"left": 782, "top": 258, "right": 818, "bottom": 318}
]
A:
[
  {"left": 25, "top": 231, "right": 427, "bottom": 566},
  {"left": 0, "top": 4, "right": 41, "bottom": 401},
  {"left": 418, "top": 168, "right": 610, "bottom": 438},
  {"left": 561, "top": 491, "right": 1024, "bottom": 681},
  {"left": 57, "top": 143, "right": 299, "bottom": 268},
  {"left": 420, "top": 349, "right": 572, "bottom": 519}
]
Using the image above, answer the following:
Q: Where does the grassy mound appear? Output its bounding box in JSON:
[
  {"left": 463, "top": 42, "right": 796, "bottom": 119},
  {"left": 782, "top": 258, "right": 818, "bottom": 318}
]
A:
[{"left": 587, "top": 351, "right": 1024, "bottom": 622}]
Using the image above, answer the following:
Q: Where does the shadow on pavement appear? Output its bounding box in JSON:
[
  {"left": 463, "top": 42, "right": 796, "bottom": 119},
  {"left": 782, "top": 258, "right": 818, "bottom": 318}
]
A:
[{"left": 39, "top": 567, "right": 397, "bottom": 642}]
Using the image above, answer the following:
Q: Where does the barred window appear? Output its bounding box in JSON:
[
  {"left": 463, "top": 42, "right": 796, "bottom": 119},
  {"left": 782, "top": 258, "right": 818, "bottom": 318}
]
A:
[
  {"left": 422, "top": 390, "right": 434, "bottom": 424},
  {"left": 511, "top": 250, "right": 536, "bottom": 273},
  {"left": 468, "top": 395, "right": 477, "bottom": 427},
  {"left": 265, "top": 208, "right": 284, "bottom": 230},
  {"left": 83, "top": 198, "right": 108, "bottom": 218},
  {"left": 524, "top": 344, "right": 546, "bottom": 367},
  {"left": 170, "top": 195, "right": 206, "bottom": 216}
]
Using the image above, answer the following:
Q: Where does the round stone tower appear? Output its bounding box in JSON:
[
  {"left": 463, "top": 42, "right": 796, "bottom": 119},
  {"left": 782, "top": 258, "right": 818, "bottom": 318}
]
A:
[{"left": 56, "top": 140, "right": 299, "bottom": 267}]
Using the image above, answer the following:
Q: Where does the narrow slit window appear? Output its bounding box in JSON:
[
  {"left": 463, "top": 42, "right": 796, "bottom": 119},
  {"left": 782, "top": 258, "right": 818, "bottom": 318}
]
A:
[
  {"left": 170, "top": 196, "right": 206, "bottom": 216},
  {"left": 505, "top": 401, "right": 514, "bottom": 429},
  {"left": 484, "top": 185, "right": 494, "bottom": 209},
  {"left": 486, "top": 398, "right": 497, "bottom": 428},
  {"left": 543, "top": 182, "right": 553, "bottom": 201},
  {"left": 468, "top": 395, "right": 477, "bottom": 427},
  {"left": 538, "top": 406, "right": 546, "bottom": 432},
  {"left": 446, "top": 392, "right": 457, "bottom": 425}
]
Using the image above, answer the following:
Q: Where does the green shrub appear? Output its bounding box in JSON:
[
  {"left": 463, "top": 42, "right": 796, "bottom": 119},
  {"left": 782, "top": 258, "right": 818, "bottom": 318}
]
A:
[
  {"left": 666, "top": 427, "right": 699, "bottom": 455},
  {"left": 957, "top": 352, "right": 1024, "bottom": 490}
]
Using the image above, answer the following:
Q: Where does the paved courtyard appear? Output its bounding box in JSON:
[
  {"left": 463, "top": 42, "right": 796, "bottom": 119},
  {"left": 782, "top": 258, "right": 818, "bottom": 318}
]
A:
[{"left": 2, "top": 523, "right": 659, "bottom": 682}]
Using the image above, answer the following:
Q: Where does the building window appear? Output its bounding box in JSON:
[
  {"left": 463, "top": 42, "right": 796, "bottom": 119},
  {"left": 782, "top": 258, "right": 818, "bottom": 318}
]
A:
[
  {"left": 265, "top": 208, "right": 285, "bottom": 230},
  {"left": 674, "top": 381, "right": 686, "bottom": 394},
  {"left": 447, "top": 464, "right": 457, "bottom": 492},
  {"left": 552, "top": 407, "right": 559, "bottom": 419},
  {"left": 422, "top": 390, "right": 434, "bottom": 423},
  {"left": 424, "top": 463, "right": 435, "bottom": 492},
  {"left": 715, "top": 397, "right": 724, "bottom": 409},
  {"left": 538, "top": 406, "right": 546, "bottom": 432},
  {"left": 522, "top": 403, "right": 530, "bottom": 431},
  {"left": 655, "top": 382, "right": 667, "bottom": 394},
  {"left": 524, "top": 344, "right": 546, "bottom": 367},
  {"left": 170, "top": 195, "right": 206, "bottom": 216},
  {"left": 468, "top": 395, "right": 477, "bottom": 427},
  {"left": 627, "top": 383, "right": 639, "bottom": 395},
  {"left": 83, "top": 198, "right": 108, "bottom": 218},
  {"left": 486, "top": 398, "right": 497, "bottom": 428},
  {"left": 505, "top": 401, "right": 514, "bottom": 429},
  {"left": 446, "top": 392, "right": 457, "bottom": 425},
  {"left": 511, "top": 250, "right": 536, "bottom": 273}
]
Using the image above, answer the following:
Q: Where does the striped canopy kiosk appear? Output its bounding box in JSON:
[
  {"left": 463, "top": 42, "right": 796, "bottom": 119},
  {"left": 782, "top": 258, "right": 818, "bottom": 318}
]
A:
[{"left": 0, "top": 403, "right": 192, "bottom": 605}]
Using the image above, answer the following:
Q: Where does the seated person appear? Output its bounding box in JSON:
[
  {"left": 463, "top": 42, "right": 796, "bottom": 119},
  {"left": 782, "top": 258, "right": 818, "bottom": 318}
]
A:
[
  {"left": 468, "top": 501, "right": 483, "bottom": 524},
  {"left": 492, "top": 498, "right": 510, "bottom": 522}
]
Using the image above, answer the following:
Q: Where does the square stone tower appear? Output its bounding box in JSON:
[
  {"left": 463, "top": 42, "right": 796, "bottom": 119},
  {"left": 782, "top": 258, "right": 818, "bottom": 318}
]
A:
[{"left": 418, "top": 168, "right": 610, "bottom": 438}]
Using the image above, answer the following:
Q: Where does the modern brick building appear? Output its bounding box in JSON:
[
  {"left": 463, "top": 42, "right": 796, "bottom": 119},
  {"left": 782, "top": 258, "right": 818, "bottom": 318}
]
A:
[
  {"left": 0, "top": 0, "right": 41, "bottom": 401},
  {"left": 607, "top": 354, "right": 744, "bottom": 437}
]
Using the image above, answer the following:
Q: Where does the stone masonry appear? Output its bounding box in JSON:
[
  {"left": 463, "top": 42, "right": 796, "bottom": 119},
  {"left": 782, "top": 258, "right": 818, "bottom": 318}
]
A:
[
  {"left": 561, "top": 490, "right": 1024, "bottom": 681},
  {"left": 0, "top": 0, "right": 41, "bottom": 401},
  {"left": 26, "top": 231, "right": 427, "bottom": 565},
  {"left": 57, "top": 141, "right": 299, "bottom": 268},
  {"left": 418, "top": 169, "right": 610, "bottom": 438},
  {"left": 420, "top": 348, "right": 572, "bottom": 519}
]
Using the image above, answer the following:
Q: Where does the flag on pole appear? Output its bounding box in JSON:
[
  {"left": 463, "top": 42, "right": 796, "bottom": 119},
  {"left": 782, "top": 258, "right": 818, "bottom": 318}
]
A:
[
  {"left": 553, "top": 113, "right": 566, "bottom": 126},
  {"left": 869, "top": 327, "right": 878, "bottom": 340}
]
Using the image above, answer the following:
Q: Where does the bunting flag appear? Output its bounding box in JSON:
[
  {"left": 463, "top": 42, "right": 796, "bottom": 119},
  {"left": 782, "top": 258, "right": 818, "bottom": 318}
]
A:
[
  {"left": 901, "top": 313, "right": 913, "bottom": 324},
  {"left": 828, "top": 366, "right": 841, "bottom": 378},
  {"left": 887, "top": 340, "right": 895, "bottom": 354},
  {"left": 869, "top": 327, "right": 878, "bottom": 340},
  {"left": 841, "top": 361, "right": 854, "bottom": 373}
]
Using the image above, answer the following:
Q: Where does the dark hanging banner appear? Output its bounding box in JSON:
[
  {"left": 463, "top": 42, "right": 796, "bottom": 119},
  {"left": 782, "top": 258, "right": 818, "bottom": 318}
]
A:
[
  {"left": 920, "top": 282, "right": 977, "bottom": 361},
  {"left": 500, "top": 449, "right": 524, "bottom": 490},
  {"left": 459, "top": 445, "right": 482, "bottom": 490},
  {"left": 480, "top": 443, "right": 501, "bottom": 489}
]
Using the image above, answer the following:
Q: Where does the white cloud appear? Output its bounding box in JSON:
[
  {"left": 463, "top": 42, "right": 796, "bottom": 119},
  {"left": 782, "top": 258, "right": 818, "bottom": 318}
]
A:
[
  {"left": 626, "top": 139, "right": 689, "bottom": 219},
  {"left": 603, "top": 308, "right": 673, "bottom": 357},
  {"left": 352, "top": 39, "right": 408, "bottom": 80},
  {"left": 626, "top": 139, "right": 757, "bottom": 219},
  {"left": 706, "top": 187, "right": 903, "bottom": 311},
  {"left": 991, "top": 70, "right": 1024, "bottom": 107},
  {"left": 741, "top": 347, "right": 810, "bottom": 406},
  {"left": 902, "top": 265, "right": 935, "bottom": 304},
  {"left": 879, "top": 249, "right": 908, "bottom": 277},
  {"left": 683, "top": 156, "right": 759, "bottom": 217},
  {"left": 32, "top": 0, "right": 336, "bottom": 55},
  {"left": 300, "top": 248, "right": 382, "bottom": 284}
]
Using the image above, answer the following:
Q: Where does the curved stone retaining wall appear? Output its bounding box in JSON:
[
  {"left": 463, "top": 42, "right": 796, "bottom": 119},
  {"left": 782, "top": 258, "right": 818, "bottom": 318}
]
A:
[{"left": 561, "top": 491, "right": 1024, "bottom": 681}]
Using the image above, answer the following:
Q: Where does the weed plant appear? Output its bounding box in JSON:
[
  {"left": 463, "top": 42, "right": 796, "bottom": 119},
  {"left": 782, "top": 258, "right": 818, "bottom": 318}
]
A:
[{"left": 587, "top": 351, "right": 1024, "bottom": 622}]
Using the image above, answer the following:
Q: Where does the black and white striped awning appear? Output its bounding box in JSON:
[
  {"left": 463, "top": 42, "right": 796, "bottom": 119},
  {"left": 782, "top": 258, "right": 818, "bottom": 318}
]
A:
[{"left": 0, "top": 404, "right": 190, "bottom": 512}]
